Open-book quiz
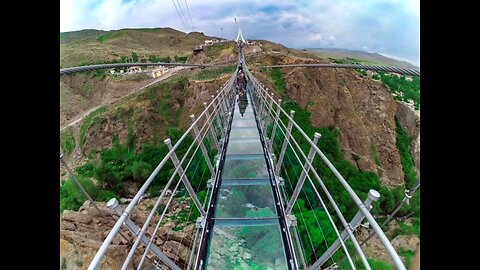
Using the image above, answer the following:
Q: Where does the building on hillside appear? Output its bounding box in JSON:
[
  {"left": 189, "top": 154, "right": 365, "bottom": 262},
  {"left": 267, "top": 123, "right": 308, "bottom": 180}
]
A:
[
  {"left": 127, "top": 66, "right": 142, "bottom": 73},
  {"left": 193, "top": 45, "right": 204, "bottom": 55},
  {"left": 366, "top": 70, "right": 374, "bottom": 79},
  {"left": 204, "top": 39, "right": 219, "bottom": 45},
  {"left": 151, "top": 66, "right": 168, "bottom": 78}
]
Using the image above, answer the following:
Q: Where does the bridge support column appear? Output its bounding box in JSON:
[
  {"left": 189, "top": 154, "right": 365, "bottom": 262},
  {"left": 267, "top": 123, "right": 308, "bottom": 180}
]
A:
[
  {"left": 287, "top": 215, "right": 307, "bottom": 270},
  {"left": 309, "top": 189, "right": 381, "bottom": 270},
  {"left": 203, "top": 102, "right": 220, "bottom": 150},
  {"left": 269, "top": 99, "right": 282, "bottom": 153},
  {"left": 275, "top": 110, "right": 295, "bottom": 175},
  {"left": 187, "top": 218, "right": 204, "bottom": 270},
  {"left": 190, "top": 114, "right": 215, "bottom": 176},
  {"left": 165, "top": 138, "right": 207, "bottom": 217},
  {"left": 285, "top": 132, "right": 321, "bottom": 215},
  {"left": 106, "top": 198, "right": 182, "bottom": 270}
]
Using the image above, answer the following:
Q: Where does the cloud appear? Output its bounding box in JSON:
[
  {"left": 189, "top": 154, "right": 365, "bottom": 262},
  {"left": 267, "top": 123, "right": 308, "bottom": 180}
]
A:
[{"left": 60, "top": 0, "right": 419, "bottom": 66}]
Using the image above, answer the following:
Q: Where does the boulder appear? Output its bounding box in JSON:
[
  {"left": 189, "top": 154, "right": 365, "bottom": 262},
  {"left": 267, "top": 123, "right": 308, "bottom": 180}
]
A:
[
  {"left": 62, "top": 221, "right": 76, "bottom": 231},
  {"left": 62, "top": 210, "right": 93, "bottom": 225}
]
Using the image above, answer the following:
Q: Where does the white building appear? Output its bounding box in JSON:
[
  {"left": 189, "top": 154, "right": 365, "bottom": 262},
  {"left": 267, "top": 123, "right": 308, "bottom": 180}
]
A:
[
  {"left": 151, "top": 66, "right": 168, "bottom": 78},
  {"left": 127, "top": 66, "right": 142, "bottom": 73}
]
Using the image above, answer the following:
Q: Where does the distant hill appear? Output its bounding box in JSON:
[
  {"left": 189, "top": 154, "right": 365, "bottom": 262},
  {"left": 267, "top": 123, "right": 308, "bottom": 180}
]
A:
[
  {"left": 59, "top": 28, "right": 221, "bottom": 68},
  {"left": 60, "top": 29, "right": 107, "bottom": 44},
  {"left": 305, "top": 48, "right": 419, "bottom": 70}
]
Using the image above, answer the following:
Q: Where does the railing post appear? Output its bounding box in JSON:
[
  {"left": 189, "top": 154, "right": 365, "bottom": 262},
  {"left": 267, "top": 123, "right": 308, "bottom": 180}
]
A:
[
  {"left": 190, "top": 114, "right": 215, "bottom": 176},
  {"left": 212, "top": 94, "right": 225, "bottom": 131},
  {"left": 217, "top": 89, "right": 228, "bottom": 113},
  {"left": 164, "top": 138, "right": 206, "bottom": 217},
  {"left": 310, "top": 189, "right": 381, "bottom": 270},
  {"left": 259, "top": 88, "right": 267, "bottom": 126},
  {"left": 286, "top": 132, "right": 321, "bottom": 215},
  {"left": 106, "top": 198, "right": 182, "bottom": 270},
  {"left": 291, "top": 226, "right": 307, "bottom": 270},
  {"left": 270, "top": 99, "right": 282, "bottom": 153},
  {"left": 263, "top": 92, "right": 274, "bottom": 137},
  {"left": 275, "top": 110, "right": 295, "bottom": 175},
  {"left": 260, "top": 88, "right": 267, "bottom": 119},
  {"left": 203, "top": 102, "right": 219, "bottom": 150}
]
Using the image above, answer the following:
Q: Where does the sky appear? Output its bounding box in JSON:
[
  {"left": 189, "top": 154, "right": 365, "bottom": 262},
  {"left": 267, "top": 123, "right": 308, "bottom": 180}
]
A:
[{"left": 60, "top": 0, "right": 420, "bottom": 67}]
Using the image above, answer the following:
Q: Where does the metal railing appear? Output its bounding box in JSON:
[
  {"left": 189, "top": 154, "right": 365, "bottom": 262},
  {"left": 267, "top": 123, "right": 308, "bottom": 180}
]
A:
[
  {"left": 82, "top": 48, "right": 409, "bottom": 270},
  {"left": 242, "top": 58, "right": 407, "bottom": 270},
  {"left": 87, "top": 72, "right": 237, "bottom": 270},
  {"left": 262, "top": 63, "right": 420, "bottom": 77},
  {"left": 60, "top": 62, "right": 213, "bottom": 75}
]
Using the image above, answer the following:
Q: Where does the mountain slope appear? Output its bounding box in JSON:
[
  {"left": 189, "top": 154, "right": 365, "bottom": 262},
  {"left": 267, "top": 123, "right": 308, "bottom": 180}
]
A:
[
  {"left": 60, "top": 28, "right": 218, "bottom": 68},
  {"left": 306, "top": 48, "right": 419, "bottom": 70},
  {"left": 250, "top": 54, "right": 409, "bottom": 186}
]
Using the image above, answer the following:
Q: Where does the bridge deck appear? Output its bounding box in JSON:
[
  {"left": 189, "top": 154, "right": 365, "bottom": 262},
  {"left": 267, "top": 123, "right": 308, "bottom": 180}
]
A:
[{"left": 204, "top": 88, "right": 289, "bottom": 269}]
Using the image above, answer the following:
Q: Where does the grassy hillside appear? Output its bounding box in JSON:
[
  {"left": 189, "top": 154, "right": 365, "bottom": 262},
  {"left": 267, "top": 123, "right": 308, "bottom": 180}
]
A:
[
  {"left": 60, "top": 29, "right": 106, "bottom": 44},
  {"left": 60, "top": 28, "right": 218, "bottom": 68},
  {"left": 307, "top": 48, "right": 419, "bottom": 70}
]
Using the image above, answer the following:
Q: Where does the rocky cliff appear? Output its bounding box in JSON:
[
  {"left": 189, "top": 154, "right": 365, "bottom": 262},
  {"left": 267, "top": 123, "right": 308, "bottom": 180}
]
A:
[
  {"left": 60, "top": 199, "right": 196, "bottom": 270},
  {"left": 395, "top": 101, "right": 420, "bottom": 176},
  {"left": 252, "top": 55, "right": 405, "bottom": 186},
  {"left": 62, "top": 72, "right": 230, "bottom": 156}
]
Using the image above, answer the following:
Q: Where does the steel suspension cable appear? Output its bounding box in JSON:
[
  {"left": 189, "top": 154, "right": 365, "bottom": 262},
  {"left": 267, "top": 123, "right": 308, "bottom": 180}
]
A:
[{"left": 261, "top": 64, "right": 420, "bottom": 77}]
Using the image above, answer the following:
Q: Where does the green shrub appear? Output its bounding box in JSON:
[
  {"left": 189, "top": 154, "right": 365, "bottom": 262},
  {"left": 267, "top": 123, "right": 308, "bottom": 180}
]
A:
[
  {"left": 378, "top": 72, "right": 420, "bottom": 110},
  {"left": 174, "top": 55, "right": 188, "bottom": 63},
  {"left": 399, "top": 248, "right": 416, "bottom": 269},
  {"left": 60, "top": 176, "right": 98, "bottom": 213},
  {"left": 96, "top": 190, "right": 118, "bottom": 202},
  {"left": 75, "top": 163, "right": 96, "bottom": 177},
  {"left": 396, "top": 118, "right": 417, "bottom": 189},
  {"left": 194, "top": 66, "right": 235, "bottom": 80},
  {"left": 268, "top": 67, "right": 286, "bottom": 96},
  {"left": 131, "top": 161, "right": 153, "bottom": 181},
  {"left": 190, "top": 191, "right": 207, "bottom": 222},
  {"left": 60, "top": 127, "right": 76, "bottom": 155},
  {"left": 356, "top": 69, "right": 368, "bottom": 77}
]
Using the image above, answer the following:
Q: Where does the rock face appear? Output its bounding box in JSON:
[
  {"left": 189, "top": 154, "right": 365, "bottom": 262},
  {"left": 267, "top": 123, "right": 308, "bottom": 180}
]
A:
[
  {"left": 253, "top": 57, "right": 405, "bottom": 186},
  {"left": 356, "top": 224, "right": 420, "bottom": 267},
  {"left": 60, "top": 199, "right": 196, "bottom": 270},
  {"left": 81, "top": 74, "right": 228, "bottom": 155},
  {"left": 395, "top": 101, "right": 420, "bottom": 176}
]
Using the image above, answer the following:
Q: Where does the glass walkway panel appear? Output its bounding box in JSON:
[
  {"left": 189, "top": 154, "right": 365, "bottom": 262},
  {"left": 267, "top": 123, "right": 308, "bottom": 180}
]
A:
[{"left": 204, "top": 90, "right": 289, "bottom": 270}]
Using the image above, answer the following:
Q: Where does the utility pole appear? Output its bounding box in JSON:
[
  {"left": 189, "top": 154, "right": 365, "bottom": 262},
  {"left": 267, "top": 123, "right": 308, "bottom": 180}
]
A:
[{"left": 221, "top": 27, "right": 223, "bottom": 39}]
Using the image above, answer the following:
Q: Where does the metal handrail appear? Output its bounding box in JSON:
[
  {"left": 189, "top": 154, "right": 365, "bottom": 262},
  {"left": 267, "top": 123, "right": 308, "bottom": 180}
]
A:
[
  {"left": 60, "top": 62, "right": 213, "bottom": 75},
  {"left": 245, "top": 67, "right": 406, "bottom": 269},
  {"left": 120, "top": 81, "right": 232, "bottom": 269},
  {"left": 88, "top": 73, "right": 236, "bottom": 270}
]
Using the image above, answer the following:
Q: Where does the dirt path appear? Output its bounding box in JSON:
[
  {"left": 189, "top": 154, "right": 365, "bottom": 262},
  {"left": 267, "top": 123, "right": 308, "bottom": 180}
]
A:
[{"left": 60, "top": 66, "right": 186, "bottom": 132}]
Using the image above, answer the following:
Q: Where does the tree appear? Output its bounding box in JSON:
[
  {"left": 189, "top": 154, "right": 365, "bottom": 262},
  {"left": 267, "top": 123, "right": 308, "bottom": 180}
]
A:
[
  {"left": 131, "top": 51, "right": 139, "bottom": 62},
  {"left": 131, "top": 161, "right": 153, "bottom": 181},
  {"left": 60, "top": 176, "right": 98, "bottom": 213}
]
